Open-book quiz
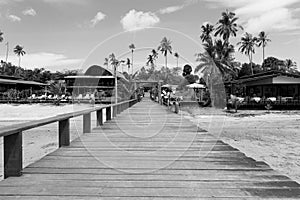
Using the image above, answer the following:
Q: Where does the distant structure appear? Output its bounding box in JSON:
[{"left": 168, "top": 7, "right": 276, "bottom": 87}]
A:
[{"left": 65, "top": 65, "right": 128, "bottom": 103}]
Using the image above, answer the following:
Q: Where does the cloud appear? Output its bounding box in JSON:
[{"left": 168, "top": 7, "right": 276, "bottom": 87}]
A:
[
  {"left": 120, "top": 9, "right": 160, "bottom": 31},
  {"left": 91, "top": 11, "right": 106, "bottom": 27},
  {"left": 22, "top": 8, "right": 37, "bottom": 16},
  {"left": 1, "top": 52, "right": 83, "bottom": 70},
  {"left": 7, "top": 14, "right": 21, "bottom": 22},
  {"left": 203, "top": 0, "right": 300, "bottom": 33},
  {"left": 42, "top": 0, "right": 87, "bottom": 5},
  {"left": 159, "top": 5, "right": 185, "bottom": 14}
]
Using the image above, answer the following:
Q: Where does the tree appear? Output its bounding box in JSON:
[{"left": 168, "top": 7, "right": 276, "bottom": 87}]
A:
[
  {"left": 237, "top": 33, "right": 257, "bottom": 75},
  {"left": 129, "top": 43, "right": 135, "bottom": 74},
  {"left": 0, "top": 30, "right": 3, "bottom": 43},
  {"left": 125, "top": 58, "right": 131, "bottom": 72},
  {"left": 103, "top": 57, "right": 109, "bottom": 69},
  {"left": 257, "top": 31, "right": 271, "bottom": 63},
  {"left": 13, "top": 45, "right": 26, "bottom": 68},
  {"left": 174, "top": 52, "right": 179, "bottom": 68},
  {"left": 238, "top": 63, "right": 262, "bottom": 77},
  {"left": 214, "top": 10, "right": 243, "bottom": 44},
  {"left": 285, "top": 59, "right": 297, "bottom": 73},
  {"left": 146, "top": 54, "right": 154, "bottom": 66},
  {"left": 200, "top": 22, "right": 214, "bottom": 43},
  {"left": 158, "top": 37, "right": 172, "bottom": 68}
]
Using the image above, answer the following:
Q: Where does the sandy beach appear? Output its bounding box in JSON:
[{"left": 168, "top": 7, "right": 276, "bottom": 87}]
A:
[
  {"left": 0, "top": 103, "right": 100, "bottom": 179},
  {"left": 181, "top": 107, "right": 300, "bottom": 184}
]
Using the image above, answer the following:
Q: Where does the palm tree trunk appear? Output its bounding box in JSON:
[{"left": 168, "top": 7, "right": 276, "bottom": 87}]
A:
[
  {"left": 249, "top": 53, "right": 253, "bottom": 75},
  {"left": 262, "top": 46, "right": 265, "bottom": 64},
  {"left": 165, "top": 54, "right": 167, "bottom": 68},
  {"left": 176, "top": 58, "right": 178, "bottom": 68},
  {"left": 19, "top": 56, "right": 21, "bottom": 68},
  {"left": 131, "top": 51, "right": 134, "bottom": 75}
]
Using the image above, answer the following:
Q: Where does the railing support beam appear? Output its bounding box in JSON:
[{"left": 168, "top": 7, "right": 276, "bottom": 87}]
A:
[
  {"left": 83, "top": 113, "right": 91, "bottom": 133},
  {"left": 59, "top": 119, "right": 70, "bottom": 147},
  {"left": 4, "top": 131, "right": 22, "bottom": 178},
  {"left": 97, "top": 110, "right": 103, "bottom": 126},
  {"left": 106, "top": 106, "right": 112, "bottom": 121}
]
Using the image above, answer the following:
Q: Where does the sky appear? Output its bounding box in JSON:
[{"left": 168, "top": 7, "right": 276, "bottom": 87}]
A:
[{"left": 0, "top": 0, "right": 300, "bottom": 73}]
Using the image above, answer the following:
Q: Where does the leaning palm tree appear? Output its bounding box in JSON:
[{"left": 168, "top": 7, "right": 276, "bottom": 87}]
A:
[
  {"left": 151, "top": 49, "right": 158, "bottom": 66},
  {"left": 13, "top": 45, "right": 26, "bottom": 68},
  {"left": 257, "top": 31, "right": 271, "bottom": 63},
  {"left": 174, "top": 52, "right": 179, "bottom": 68},
  {"left": 158, "top": 37, "right": 172, "bottom": 68},
  {"left": 214, "top": 10, "right": 243, "bottom": 44},
  {"left": 129, "top": 43, "right": 135, "bottom": 75},
  {"left": 200, "top": 23, "right": 214, "bottom": 43},
  {"left": 237, "top": 33, "right": 257, "bottom": 75}
]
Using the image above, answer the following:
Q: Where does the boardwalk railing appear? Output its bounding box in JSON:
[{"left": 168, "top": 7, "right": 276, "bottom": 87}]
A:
[{"left": 0, "top": 99, "right": 138, "bottom": 179}]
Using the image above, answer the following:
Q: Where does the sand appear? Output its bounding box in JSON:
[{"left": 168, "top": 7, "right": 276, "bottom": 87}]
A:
[
  {"left": 0, "top": 103, "right": 102, "bottom": 179},
  {"left": 181, "top": 107, "right": 300, "bottom": 184}
]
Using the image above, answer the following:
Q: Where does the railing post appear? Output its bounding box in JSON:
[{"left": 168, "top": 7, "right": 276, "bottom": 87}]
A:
[
  {"left": 97, "top": 109, "right": 103, "bottom": 126},
  {"left": 106, "top": 106, "right": 112, "bottom": 121},
  {"left": 4, "top": 131, "right": 22, "bottom": 178},
  {"left": 113, "top": 105, "right": 117, "bottom": 118},
  {"left": 83, "top": 113, "right": 91, "bottom": 133},
  {"left": 59, "top": 119, "right": 70, "bottom": 147}
]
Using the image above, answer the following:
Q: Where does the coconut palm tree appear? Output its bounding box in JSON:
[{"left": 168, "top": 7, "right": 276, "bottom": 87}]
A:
[
  {"left": 174, "top": 52, "right": 179, "bottom": 68},
  {"left": 214, "top": 10, "right": 243, "bottom": 44},
  {"left": 13, "top": 45, "right": 26, "bottom": 68},
  {"left": 0, "top": 30, "right": 3, "bottom": 43},
  {"left": 158, "top": 37, "right": 172, "bottom": 68},
  {"left": 129, "top": 43, "right": 135, "bottom": 75},
  {"left": 237, "top": 33, "right": 257, "bottom": 75},
  {"left": 257, "top": 31, "right": 271, "bottom": 63},
  {"left": 200, "top": 23, "right": 214, "bottom": 43},
  {"left": 103, "top": 57, "right": 109, "bottom": 69},
  {"left": 146, "top": 54, "right": 154, "bottom": 66},
  {"left": 126, "top": 58, "right": 131, "bottom": 72},
  {"left": 284, "top": 59, "right": 297, "bottom": 73}
]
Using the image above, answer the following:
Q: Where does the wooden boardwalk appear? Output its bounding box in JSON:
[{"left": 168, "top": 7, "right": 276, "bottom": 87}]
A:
[{"left": 0, "top": 98, "right": 300, "bottom": 199}]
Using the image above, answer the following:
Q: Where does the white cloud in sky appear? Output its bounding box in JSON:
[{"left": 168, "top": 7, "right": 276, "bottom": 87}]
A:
[
  {"left": 42, "top": 0, "right": 85, "bottom": 4},
  {"left": 7, "top": 14, "right": 21, "bottom": 22},
  {"left": 1, "top": 52, "right": 83, "bottom": 70},
  {"left": 203, "top": 0, "right": 300, "bottom": 33},
  {"left": 22, "top": 8, "right": 37, "bottom": 16},
  {"left": 91, "top": 11, "right": 106, "bottom": 27},
  {"left": 120, "top": 9, "right": 160, "bottom": 31},
  {"left": 159, "top": 5, "right": 185, "bottom": 14}
]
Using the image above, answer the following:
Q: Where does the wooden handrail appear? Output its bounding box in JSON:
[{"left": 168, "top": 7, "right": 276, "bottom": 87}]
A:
[{"left": 1, "top": 98, "right": 138, "bottom": 179}]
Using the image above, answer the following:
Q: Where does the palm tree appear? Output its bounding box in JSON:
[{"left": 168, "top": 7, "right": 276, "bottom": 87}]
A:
[
  {"left": 103, "top": 57, "right": 109, "bottom": 69},
  {"left": 129, "top": 43, "right": 135, "bottom": 75},
  {"left": 284, "top": 59, "right": 297, "bottom": 72},
  {"left": 13, "top": 45, "right": 26, "bottom": 68},
  {"left": 237, "top": 33, "right": 257, "bottom": 75},
  {"left": 174, "top": 52, "right": 179, "bottom": 68},
  {"left": 126, "top": 58, "right": 131, "bottom": 72},
  {"left": 0, "top": 30, "right": 3, "bottom": 43},
  {"left": 146, "top": 54, "right": 154, "bottom": 66},
  {"left": 214, "top": 10, "right": 243, "bottom": 44},
  {"left": 257, "top": 31, "right": 271, "bottom": 63},
  {"left": 151, "top": 49, "right": 158, "bottom": 63},
  {"left": 200, "top": 23, "right": 214, "bottom": 43},
  {"left": 158, "top": 37, "right": 172, "bottom": 68}
]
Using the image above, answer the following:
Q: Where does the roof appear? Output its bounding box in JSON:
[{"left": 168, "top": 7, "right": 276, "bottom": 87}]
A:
[
  {"left": 233, "top": 71, "right": 300, "bottom": 86},
  {"left": 0, "top": 78, "right": 47, "bottom": 86},
  {"left": 65, "top": 65, "right": 127, "bottom": 81}
]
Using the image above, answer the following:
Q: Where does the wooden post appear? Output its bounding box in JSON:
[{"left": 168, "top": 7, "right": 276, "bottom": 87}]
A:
[
  {"left": 113, "top": 105, "right": 117, "bottom": 117},
  {"left": 59, "top": 119, "right": 70, "bottom": 147},
  {"left": 106, "top": 106, "right": 112, "bottom": 121},
  {"left": 158, "top": 81, "right": 162, "bottom": 104},
  {"left": 97, "top": 109, "right": 103, "bottom": 126},
  {"left": 4, "top": 131, "right": 22, "bottom": 178},
  {"left": 83, "top": 113, "right": 91, "bottom": 133}
]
